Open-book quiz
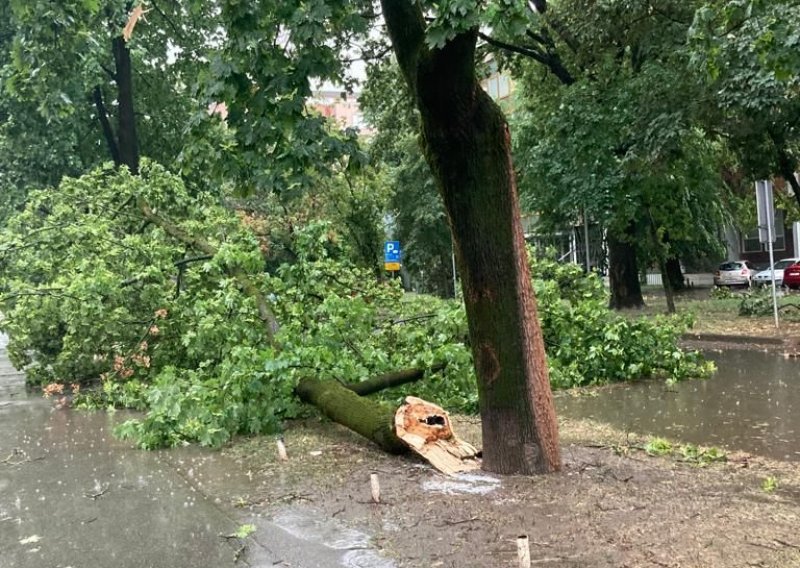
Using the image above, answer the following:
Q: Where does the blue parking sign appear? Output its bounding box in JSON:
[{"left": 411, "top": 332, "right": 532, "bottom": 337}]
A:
[{"left": 384, "top": 241, "right": 401, "bottom": 262}]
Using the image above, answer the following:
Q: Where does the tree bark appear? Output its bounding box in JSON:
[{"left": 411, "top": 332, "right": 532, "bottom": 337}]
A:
[
  {"left": 381, "top": 0, "right": 560, "bottom": 475},
  {"left": 92, "top": 86, "right": 121, "bottom": 166},
  {"left": 295, "top": 378, "right": 408, "bottom": 454},
  {"left": 112, "top": 36, "right": 139, "bottom": 174},
  {"left": 658, "top": 257, "right": 676, "bottom": 314},
  {"left": 665, "top": 256, "right": 685, "bottom": 292},
  {"left": 607, "top": 226, "right": 644, "bottom": 309},
  {"left": 347, "top": 363, "right": 446, "bottom": 396}
]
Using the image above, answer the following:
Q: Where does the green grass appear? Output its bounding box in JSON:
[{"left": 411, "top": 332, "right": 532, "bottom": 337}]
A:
[{"left": 627, "top": 290, "right": 800, "bottom": 336}]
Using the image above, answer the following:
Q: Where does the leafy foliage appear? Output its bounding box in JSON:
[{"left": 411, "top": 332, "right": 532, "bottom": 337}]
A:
[
  {"left": 360, "top": 60, "right": 455, "bottom": 297},
  {"left": 531, "top": 252, "right": 715, "bottom": 388},
  {"left": 0, "top": 164, "right": 473, "bottom": 447},
  {"left": 689, "top": 0, "right": 800, "bottom": 199},
  {"left": 0, "top": 167, "right": 711, "bottom": 449},
  {"left": 510, "top": 0, "right": 732, "bottom": 273},
  {"left": 761, "top": 475, "right": 779, "bottom": 494},
  {"left": 738, "top": 288, "right": 800, "bottom": 319}
]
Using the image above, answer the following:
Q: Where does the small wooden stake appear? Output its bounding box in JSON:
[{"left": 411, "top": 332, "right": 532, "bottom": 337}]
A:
[
  {"left": 276, "top": 438, "right": 288, "bottom": 461},
  {"left": 517, "top": 535, "right": 531, "bottom": 568},
  {"left": 370, "top": 473, "right": 381, "bottom": 503}
]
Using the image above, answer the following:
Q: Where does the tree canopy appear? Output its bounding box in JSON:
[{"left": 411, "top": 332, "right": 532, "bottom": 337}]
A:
[{"left": 1, "top": 0, "right": 793, "bottom": 473}]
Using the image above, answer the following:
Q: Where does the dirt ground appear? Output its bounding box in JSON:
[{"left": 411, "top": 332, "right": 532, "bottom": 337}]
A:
[{"left": 216, "top": 415, "right": 800, "bottom": 568}]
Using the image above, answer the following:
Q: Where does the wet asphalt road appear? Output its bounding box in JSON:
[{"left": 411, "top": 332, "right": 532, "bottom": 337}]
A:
[
  {"left": 0, "top": 335, "right": 390, "bottom": 568},
  {"left": 0, "top": 337, "right": 251, "bottom": 567}
]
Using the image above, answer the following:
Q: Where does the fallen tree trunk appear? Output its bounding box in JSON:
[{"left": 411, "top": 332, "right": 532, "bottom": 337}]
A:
[
  {"left": 295, "top": 378, "right": 408, "bottom": 454},
  {"left": 346, "top": 362, "right": 446, "bottom": 396},
  {"left": 296, "top": 378, "right": 481, "bottom": 474}
]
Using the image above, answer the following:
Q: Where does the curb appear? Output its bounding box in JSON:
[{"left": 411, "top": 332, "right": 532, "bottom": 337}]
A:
[
  {"left": 681, "top": 332, "right": 791, "bottom": 346},
  {"left": 681, "top": 333, "right": 800, "bottom": 353}
]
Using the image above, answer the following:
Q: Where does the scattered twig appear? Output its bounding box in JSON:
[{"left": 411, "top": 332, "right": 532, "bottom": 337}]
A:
[
  {"left": 1, "top": 449, "right": 43, "bottom": 466},
  {"left": 355, "top": 499, "right": 393, "bottom": 505},
  {"left": 276, "top": 438, "right": 288, "bottom": 461},
  {"left": 331, "top": 506, "right": 346, "bottom": 518},
  {"left": 276, "top": 492, "right": 313, "bottom": 503},
  {"left": 370, "top": 473, "right": 381, "bottom": 503},
  {"left": 233, "top": 544, "right": 247, "bottom": 563},
  {"left": 608, "top": 472, "right": 633, "bottom": 483},
  {"left": 437, "top": 516, "right": 482, "bottom": 526},
  {"left": 381, "top": 313, "right": 437, "bottom": 326},
  {"left": 746, "top": 540, "right": 779, "bottom": 551},
  {"left": 530, "top": 557, "right": 581, "bottom": 565},
  {"left": 774, "top": 539, "right": 800, "bottom": 551},
  {"left": 85, "top": 484, "right": 111, "bottom": 500},
  {"left": 1, "top": 448, "right": 23, "bottom": 464}
]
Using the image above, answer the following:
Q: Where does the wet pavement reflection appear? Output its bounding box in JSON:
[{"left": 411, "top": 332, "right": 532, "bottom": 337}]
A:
[
  {"left": 557, "top": 349, "right": 800, "bottom": 461},
  {"left": 0, "top": 334, "right": 393, "bottom": 567},
  {"left": 0, "top": 354, "right": 247, "bottom": 566}
]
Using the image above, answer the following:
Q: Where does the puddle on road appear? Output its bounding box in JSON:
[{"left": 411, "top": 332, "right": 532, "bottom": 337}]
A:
[
  {"left": 270, "top": 508, "right": 397, "bottom": 567},
  {"left": 557, "top": 349, "right": 800, "bottom": 461}
]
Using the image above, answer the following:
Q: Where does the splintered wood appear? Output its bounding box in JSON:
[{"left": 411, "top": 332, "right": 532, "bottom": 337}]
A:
[
  {"left": 394, "top": 396, "right": 480, "bottom": 475},
  {"left": 123, "top": 5, "right": 150, "bottom": 42}
]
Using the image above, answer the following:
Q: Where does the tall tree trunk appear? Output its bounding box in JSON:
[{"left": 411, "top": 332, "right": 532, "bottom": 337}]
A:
[
  {"left": 381, "top": 1, "right": 560, "bottom": 475},
  {"left": 92, "top": 86, "right": 121, "bottom": 166},
  {"left": 607, "top": 226, "right": 644, "bottom": 309},
  {"left": 775, "top": 146, "right": 800, "bottom": 209},
  {"left": 112, "top": 36, "right": 139, "bottom": 174},
  {"left": 659, "top": 256, "right": 676, "bottom": 313},
  {"left": 665, "top": 256, "right": 685, "bottom": 292}
]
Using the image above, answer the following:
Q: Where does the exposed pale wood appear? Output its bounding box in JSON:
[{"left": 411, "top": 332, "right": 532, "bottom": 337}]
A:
[
  {"left": 370, "top": 473, "right": 381, "bottom": 503},
  {"left": 518, "top": 535, "right": 531, "bottom": 568},
  {"left": 123, "top": 5, "right": 151, "bottom": 41},
  {"left": 276, "top": 439, "right": 288, "bottom": 461},
  {"left": 394, "top": 396, "right": 480, "bottom": 475}
]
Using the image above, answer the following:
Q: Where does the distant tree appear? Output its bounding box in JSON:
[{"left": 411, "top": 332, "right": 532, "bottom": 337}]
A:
[
  {"left": 690, "top": 0, "right": 800, "bottom": 204},
  {"left": 360, "top": 61, "right": 455, "bottom": 297},
  {"left": 479, "top": 0, "right": 731, "bottom": 309},
  {"left": 1, "top": 0, "right": 219, "bottom": 179}
]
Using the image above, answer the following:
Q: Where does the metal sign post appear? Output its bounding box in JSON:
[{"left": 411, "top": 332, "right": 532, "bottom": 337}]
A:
[{"left": 755, "top": 180, "right": 779, "bottom": 329}]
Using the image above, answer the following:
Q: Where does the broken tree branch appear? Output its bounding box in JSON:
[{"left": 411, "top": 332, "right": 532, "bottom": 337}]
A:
[
  {"left": 346, "top": 363, "right": 447, "bottom": 396},
  {"left": 137, "top": 198, "right": 280, "bottom": 346},
  {"left": 296, "top": 378, "right": 480, "bottom": 474},
  {"left": 295, "top": 378, "right": 408, "bottom": 454}
]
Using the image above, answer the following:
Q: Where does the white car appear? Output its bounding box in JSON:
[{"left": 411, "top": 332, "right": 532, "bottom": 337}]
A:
[{"left": 752, "top": 258, "right": 799, "bottom": 287}]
